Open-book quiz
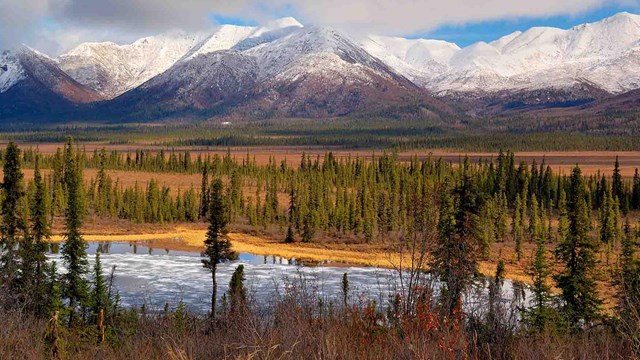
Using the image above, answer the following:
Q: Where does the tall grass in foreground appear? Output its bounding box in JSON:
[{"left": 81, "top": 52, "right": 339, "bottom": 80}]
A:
[{"left": 0, "top": 277, "right": 634, "bottom": 360}]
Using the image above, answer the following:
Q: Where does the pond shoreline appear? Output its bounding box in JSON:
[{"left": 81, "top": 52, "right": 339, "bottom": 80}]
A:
[{"left": 49, "top": 228, "right": 534, "bottom": 286}]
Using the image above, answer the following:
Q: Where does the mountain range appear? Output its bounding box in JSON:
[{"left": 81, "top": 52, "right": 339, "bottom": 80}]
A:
[{"left": 2, "top": 13, "right": 640, "bottom": 123}]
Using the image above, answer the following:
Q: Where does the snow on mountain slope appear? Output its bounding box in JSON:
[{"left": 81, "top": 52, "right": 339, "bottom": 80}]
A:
[
  {"left": 245, "top": 26, "right": 401, "bottom": 82},
  {"left": 9, "top": 46, "right": 100, "bottom": 103},
  {"left": 5, "top": 11, "right": 640, "bottom": 121},
  {"left": 58, "top": 31, "right": 208, "bottom": 98},
  {"left": 0, "top": 50, "right": 25, "bottom": 93},
  {"left": 359, "top": 12, "right": 640, "bottom": 95},
  {"left": 184, "top": 25, "right": 257, "bottom": 59},
  {"left": 431, "top": 12, "right": 640, "bottom": 93},
  {"left": 235, "top": 26, "right": 453, "bottom": 119},
  {"left": 58, "top": 18, "right": 304, "bottom": 99},
  {"left": 0, "top": 46, "right": 101, "bottom": 120},
  {"left": 360, "top": 36, "right": 459, "bottom": 86},
  {"left": 100, "top": 24, "right": 449, "bottom": 120},
  {"left": 104, "top": 51, "right": 258, "bottom": 119}
]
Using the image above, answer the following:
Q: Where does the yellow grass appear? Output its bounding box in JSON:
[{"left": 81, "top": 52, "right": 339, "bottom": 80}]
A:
[{"left": 49, "top": 227, "right": 532, "bottom": 285}]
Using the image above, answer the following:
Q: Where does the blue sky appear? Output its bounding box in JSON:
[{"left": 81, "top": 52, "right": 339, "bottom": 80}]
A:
[
  {"left": 212, "top": 3, "right": 640, "bottom": 47},
  {"left": 2, "top": 0, "right": 640, "bottom": 55}
]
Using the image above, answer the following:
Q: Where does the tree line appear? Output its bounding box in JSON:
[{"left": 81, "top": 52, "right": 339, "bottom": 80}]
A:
[{"left": 2, "top": 140, "right": 640, "bottom": 357}]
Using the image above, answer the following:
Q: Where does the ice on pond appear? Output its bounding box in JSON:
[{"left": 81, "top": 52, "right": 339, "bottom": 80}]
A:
[
  {"left": 47, "top": 242, "right": 529, "bottom": 314},
  {"left": 47, "top": 242, "right": 399, "bottom": 313}
]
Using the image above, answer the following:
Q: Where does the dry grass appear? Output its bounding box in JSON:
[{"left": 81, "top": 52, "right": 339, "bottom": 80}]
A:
[
  {"left": 17, "top": 169, "right": 203, "bottom": 197},
  {"left": 48, "top": 221, "right": 535, "bottom": 286},
  {"left": 7, "top": 141, "right": 640, "bottom": 176},
  {"left": 47, "top": 217, "right": 625, "bottom": 311}
]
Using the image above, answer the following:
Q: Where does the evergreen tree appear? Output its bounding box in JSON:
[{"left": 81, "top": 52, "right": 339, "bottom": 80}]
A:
[
  {"left": 95, "top": 149, "right": 109, "bottom": 216},
  {"left": 0, "top": 141, "right": 27, "bottom": 293},
  {"left": 433, "top": 183, "right": 458, "bottom": 314},
  {"left": 528, "top": 193, "right": 541, "bottom": 243},
  {"left": 202, "top": 179, "right": 236, "bottom": 317},
  {"left": 526, "top": 230, "right": 553, "bottom": 330},
  {"left": 495, "top": 191, "right": 509, "bottom": 242},
  {"left": 612, "top": 156, "right": 628, "bottom": 214},
  {"left": 432, "top": 170, "right": 479, "bottom": 315},
  {"left": 228, "top": 264, "right": 246, "bottom": 311},
  {"left": 61, "top": 138, "right": 89, "bottom": 327},
  {"left": 31, "top": 154, "right": 51, "bottom": 315},
  {"left": 342, "top": 272, "right": 349, "bottom": 307},
  {"left": 476, "top": 198, "right": 496, "bottom": 257},
  {"left": 512, "top": 194, "right": 524, "bottom": 262},
  {"left": 199, "top": 163, "right": 209, "bottom": 219},
  {"left": 284, "top": 225, "right": 295, "bottom": 244},
  {"left": 557, "top": 188, "right": 569, "bottom": 244},
  {"left": 45, "top": 262, "right": 64, "bottom": 317},
  {"left": 599, "top": 187, "right": 618, "bottom": 245},
  {"left": 91, "top": 252, "right": 109, "bottom": 323},
  {"left": 555, "top": 166, "right": 602, "bottom": 328},
  {"left": 632, "top": 169, "right": 640, "bottom": 210},
  {"left": 617, "top": 221, "right": 640, "bottom": 331},
  {"left": 302, "top": 211, "right": 316, "bottom": 243},
  {"left": 487, "top": 260, "right": 505, "bottom": 329}
]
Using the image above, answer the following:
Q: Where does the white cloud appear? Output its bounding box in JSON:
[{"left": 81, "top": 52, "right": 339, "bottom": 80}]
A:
[{"left": 0, "top": 0, "right": 638, "bottom": 55}]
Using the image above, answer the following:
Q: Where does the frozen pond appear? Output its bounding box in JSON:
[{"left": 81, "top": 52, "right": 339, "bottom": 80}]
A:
[{"left": 47, "top": 242, "right": 400, "bottom": 313}]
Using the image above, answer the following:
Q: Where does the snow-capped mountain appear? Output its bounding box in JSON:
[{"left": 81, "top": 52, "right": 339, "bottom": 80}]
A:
[
  {"left": 58, "top": 18, "right": 303, "bottom": 99},
  {"left": 0, "top": 46, "right": 100, "bottom": 121},
  {"left": 238, "top": 26, "right": 447, "bottom": 118},
  {"left": 103, "top": 51, "right": 259, "bottom": 119},
  {"left": 99, "top": 25, "right": 450, "bottom": 120},
  {"left": 54, "top": 12, "right": 640, "bottom": 100},
  {"left": 58, "top": 31, "right": 210, "bottom": 99},
  {"left": 361, "top": 36, "right": 460, "bottom": 87},
  {"left": 3, "top": 13, "right": 640, "bottom": 121},
  {"left": 368, "top": 12, "right": 640, "bottom": 95}
]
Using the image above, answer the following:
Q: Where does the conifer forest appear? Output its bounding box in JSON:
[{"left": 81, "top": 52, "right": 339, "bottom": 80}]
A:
[{"left": 1, "top": 138, "right": 640, "bottom": 359}]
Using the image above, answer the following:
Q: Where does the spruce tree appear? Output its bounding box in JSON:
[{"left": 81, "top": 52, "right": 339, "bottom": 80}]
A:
[
  {"left": 432, "top": 171, "right": 479, "bottom": 315},
  {"left": 284, "top": 225, "right": 295, "bottom": 244},
  {"left": 612, "top": 156, "right": 629, "bottom": 214},
  {"left": 302, "top": 211, "right": 316, "bottom": 243},
  {"left": 617, "top": 221, "right": 640, "bottom": 348},
  {"left": 555, "top": 166, "right": 602, "bottom": 328},
  {"left": 228, "top": 264, "right": 246, "bottom": 311},
  {"left": 31, "top": 154, "right": 51, "bottom": 315},
  {"left": 557, "top": 188, "right": 569, "bottom": 244},
  {"left": 599, "top": 187, "right": 618, "bottom": 249},
  {"left": 342, "top": 272, "right": 349, "bottom": 307},
  {"left": 202, "top": 178, "right": 236, "bottom": 317},
  {"left": 91, "top": 252, "right": 109, "bottom": 322},
  {"left": 61, "top": 138, "right": 89, "bottom": 327},
  {"left": 526, "top": 230, "right": 553, "bottom": 330},
  {"left": 433, "top": 183, "right": 458, "bottom": 313},
  {"left": 632, "top": 169, "right": 640, "bottom": 210},
  {"left": 0, "top": 141, "right": 27, "bottom": 293},
  {"left": 512, "top": 194, "right": 524, "bottom": 262},
  {"left": 488, "top": 260, "right": 505, "bottom": 327},
  {"left": 199, "top": 163, "right": 209, "bottom": 219}
]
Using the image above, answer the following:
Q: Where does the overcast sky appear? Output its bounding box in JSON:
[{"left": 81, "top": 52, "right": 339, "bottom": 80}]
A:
[{"left": 1, "top": 0, "right": 639, "bottom": 56}]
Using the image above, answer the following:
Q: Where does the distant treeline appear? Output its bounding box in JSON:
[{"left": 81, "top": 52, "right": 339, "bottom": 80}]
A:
[{"left": 3, "top": 117, "right": 640, "bottom": 151}]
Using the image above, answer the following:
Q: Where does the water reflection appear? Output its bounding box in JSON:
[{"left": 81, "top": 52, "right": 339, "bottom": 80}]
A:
[
  {"left": 45, "top": 241, "right": 529, "bottom": 315},
  {"left": 46, "top": 241, "right": 399, "bottom": 313}
]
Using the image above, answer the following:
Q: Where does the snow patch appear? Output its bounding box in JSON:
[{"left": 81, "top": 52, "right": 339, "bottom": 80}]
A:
[{"left": 0, "top": 50, "right": 25, "bottom": 93}]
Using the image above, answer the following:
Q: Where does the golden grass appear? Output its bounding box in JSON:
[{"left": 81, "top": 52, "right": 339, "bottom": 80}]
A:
[
  {"left": 49, "top": 224, "right": 625, "bottom": 311},
  {"left": 48, "top": 226, "right": 533, "bottom": 286}
]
